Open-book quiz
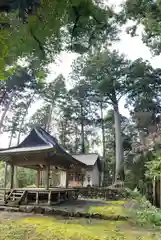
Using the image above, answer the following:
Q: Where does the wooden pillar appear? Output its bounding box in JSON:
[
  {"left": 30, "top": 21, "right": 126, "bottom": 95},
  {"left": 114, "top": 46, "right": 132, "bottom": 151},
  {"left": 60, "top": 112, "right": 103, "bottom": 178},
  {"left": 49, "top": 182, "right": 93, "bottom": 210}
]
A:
[
  {"left": 4, "top": 162, "right": 8, "bottom": 189},
  {"left": 14, "top": 166, "right": 18, "bottom": 188},
  {"left": 45, "top": 165, "right": 50, "bottom": 190},
  {"left": 36, "top": 169, "right": 40, "bottom": 188},
  {"left": 10, "top": 164, "right": 14, "bottom": 189},
  {"left": 66, "top": 170, "right": 68, "bottom": 188}
]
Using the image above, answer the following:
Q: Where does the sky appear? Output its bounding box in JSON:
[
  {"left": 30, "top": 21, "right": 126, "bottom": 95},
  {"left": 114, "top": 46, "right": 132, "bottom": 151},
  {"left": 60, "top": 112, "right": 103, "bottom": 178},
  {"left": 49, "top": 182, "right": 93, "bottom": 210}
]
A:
[{"left": 0, "top": 0, "right": 161, "bottom": 148}]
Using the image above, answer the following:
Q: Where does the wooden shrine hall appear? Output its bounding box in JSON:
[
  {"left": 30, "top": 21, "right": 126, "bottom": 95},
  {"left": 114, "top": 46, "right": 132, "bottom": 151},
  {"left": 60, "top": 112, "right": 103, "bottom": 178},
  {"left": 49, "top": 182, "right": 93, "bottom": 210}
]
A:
[{"left": 0, "top": 127, "right": 86, "bottom": 206}]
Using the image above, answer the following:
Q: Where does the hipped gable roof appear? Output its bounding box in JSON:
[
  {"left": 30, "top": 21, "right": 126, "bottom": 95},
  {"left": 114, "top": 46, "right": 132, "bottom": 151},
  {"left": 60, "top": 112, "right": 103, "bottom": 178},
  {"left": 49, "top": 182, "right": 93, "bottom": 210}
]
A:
[
  {"left": 0, "top": 128, "right": 59, "bottom": 153},
  {"left": 0, "top": 127, "right": 86, "bottom": 168}
]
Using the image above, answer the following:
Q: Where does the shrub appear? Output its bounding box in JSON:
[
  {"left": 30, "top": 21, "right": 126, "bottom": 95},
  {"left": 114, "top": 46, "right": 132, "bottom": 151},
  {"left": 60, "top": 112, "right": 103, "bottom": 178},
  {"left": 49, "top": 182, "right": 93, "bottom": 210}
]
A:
[{"left": 124, "top": 188, "right": 161, "bottom": 227}]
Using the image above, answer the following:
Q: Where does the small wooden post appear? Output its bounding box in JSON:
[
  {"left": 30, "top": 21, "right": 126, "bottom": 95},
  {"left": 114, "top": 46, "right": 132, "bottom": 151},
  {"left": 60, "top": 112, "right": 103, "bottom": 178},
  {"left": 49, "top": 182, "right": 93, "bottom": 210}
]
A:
[
  {"left": 48, "top": 191, "right": 51, "bottom": 205},
  {"left": 36, "top": 192, "right": 39, "bottom": 204},
  {"left": 57, "top": 192, "right": 60, "bottom": 203},
  {"left": 45, "top": 165, "right": 50, "bottom": 190},
  {"left": 10, "top": 164, "right": 14, "bottom": 189},
  {"left": 36, "top": 169, "right": 40, "bottom": 188}
]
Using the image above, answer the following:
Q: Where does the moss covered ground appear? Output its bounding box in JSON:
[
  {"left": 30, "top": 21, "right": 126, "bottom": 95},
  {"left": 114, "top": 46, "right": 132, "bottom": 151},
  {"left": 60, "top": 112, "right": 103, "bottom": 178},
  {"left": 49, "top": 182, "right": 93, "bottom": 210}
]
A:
[
  {"left": 0, "top": 200, "right": 160, "bottom": 240},
  {"left": 88, "top": 200, "right": 127, "bottom": 217}
]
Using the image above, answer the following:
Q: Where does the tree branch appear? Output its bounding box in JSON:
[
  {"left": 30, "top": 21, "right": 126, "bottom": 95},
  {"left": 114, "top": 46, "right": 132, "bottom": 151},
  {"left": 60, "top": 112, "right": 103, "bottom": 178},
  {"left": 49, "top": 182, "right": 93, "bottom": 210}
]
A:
[{"left": 30, "top": 27, "right": 45, "bottom": 57}]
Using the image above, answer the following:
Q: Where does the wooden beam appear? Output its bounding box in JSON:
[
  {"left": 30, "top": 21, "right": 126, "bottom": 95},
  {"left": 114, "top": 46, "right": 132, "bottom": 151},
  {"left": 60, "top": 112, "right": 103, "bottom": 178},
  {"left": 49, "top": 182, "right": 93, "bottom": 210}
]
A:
[
  {"left": 12, "top": 159, "right": 47, "bottom": 166},
  {"left": 10, "top": 164, "right": 14, "bottom": 189}
]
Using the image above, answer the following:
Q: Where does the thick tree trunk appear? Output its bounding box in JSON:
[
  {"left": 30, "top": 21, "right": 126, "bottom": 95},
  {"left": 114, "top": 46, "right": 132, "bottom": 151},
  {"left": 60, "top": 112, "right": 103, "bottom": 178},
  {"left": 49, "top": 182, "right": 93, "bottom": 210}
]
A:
[
  {"left": 0, "top": 90, "right": 7, "bottom": 106},
  {"left": 46, "top": 104, "right": 53, "bottom": 132},
  {"left": 0, "top": 91, "right": 15, "bottom": 133},
  {"left": 101, "top": 101, "right": 105, "bottom": 159},
  {"left": 8, "top": 131, "right": 14, "bottom": 148},
  {"left": 100, "top": 100, "right": 105, "bottom": 186},
  {"left": 74, "top": 125, "right": 79, "bottom": 152},
  {"left": 17, "top": 94, "right": 35, "bottom": 145},
  {"left": 114, "top": 103, "right": 124, "bottom": 182},
  {"left": 80, "top": 102, "right": 85, "bottom": 153}
]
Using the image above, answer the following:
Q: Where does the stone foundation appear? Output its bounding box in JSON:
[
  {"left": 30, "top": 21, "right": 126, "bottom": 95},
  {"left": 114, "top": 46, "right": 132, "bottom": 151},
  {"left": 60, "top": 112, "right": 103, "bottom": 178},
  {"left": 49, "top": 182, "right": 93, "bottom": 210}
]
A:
[{"left": 78, "top": 187, "right": 123, "bottom": 200}]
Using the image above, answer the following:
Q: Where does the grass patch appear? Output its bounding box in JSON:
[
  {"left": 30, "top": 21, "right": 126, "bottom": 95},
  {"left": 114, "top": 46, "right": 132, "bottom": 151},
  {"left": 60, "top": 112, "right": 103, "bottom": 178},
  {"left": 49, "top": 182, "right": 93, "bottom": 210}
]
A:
[
  {"left": 88, "top": 204, "right": 127, "bottom": 217},
  {"left": 0, "top": 215, "right": 160, "bottom": 240},
  {"left": 106, "top": 200, "right": 127, "bottom": 205}
]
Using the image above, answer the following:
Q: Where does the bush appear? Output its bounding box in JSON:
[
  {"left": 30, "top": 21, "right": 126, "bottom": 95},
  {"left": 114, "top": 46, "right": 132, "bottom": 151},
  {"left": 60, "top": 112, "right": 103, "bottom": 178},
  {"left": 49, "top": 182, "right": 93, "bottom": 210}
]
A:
[{"left": 124, "top": 188, "right": 161, "bottom": 227}]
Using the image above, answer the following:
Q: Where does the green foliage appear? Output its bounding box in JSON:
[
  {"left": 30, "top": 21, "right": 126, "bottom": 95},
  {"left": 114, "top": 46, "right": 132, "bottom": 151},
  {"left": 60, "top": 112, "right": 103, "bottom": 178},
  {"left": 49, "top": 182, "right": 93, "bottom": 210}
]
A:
[
  {"left": 84, "top": 50, "right": 129, "bottom": 100},
  {"left": 0, "top": 0, "right": 118, "bottom": 76},
  {"left": 121, "top": 0, "right": 161, "bottom": 54},
  {"left": 0, "top": 163, "right": 36, "bottom": 188},
  {"left": 124, "top": 188, "right": 161, "bottom": 227},
  {"left": 17, "top": 167, "right": 36, "bottom": 188},
  {"left": 145, "top": 151, "right": 161, "bottom": 179}
]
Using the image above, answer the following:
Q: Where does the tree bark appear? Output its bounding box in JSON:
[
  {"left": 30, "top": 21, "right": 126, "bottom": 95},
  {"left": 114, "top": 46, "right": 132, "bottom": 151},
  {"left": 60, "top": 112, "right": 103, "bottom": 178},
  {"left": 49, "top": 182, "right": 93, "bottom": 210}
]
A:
[
  {"left": 101, "top": 100, "right": 105, "bottom": 159},
  {"left": 9, "top": 129, "right": 19, "bottom": 188},
  {"left": 17, "top": 93, "right": 35, "bottom": 145},
  {"left": 0, "top": 91, "right": 15, "bottom": 133},
  {"left": 114, "top": 103, "right": 124, "bottom": 182},
  {"left": 46, "top": 103, "right": 53, "bottom": 132},
  {"left": 100, "top": 100, "right": 105, "bottom": 186},
  {"left": 8, "top": 130, "right": 14, "bottom": 148},
  {"left": 80, "top": 101, "right": 85, "bottom": 153}
]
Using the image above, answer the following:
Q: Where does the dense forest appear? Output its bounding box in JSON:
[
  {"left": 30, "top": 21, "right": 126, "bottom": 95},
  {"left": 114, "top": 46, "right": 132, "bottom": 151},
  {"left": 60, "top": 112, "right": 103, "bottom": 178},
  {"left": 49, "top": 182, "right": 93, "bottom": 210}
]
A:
[{"left": 0, "top": 0, "right": 161, "bottom": 192}]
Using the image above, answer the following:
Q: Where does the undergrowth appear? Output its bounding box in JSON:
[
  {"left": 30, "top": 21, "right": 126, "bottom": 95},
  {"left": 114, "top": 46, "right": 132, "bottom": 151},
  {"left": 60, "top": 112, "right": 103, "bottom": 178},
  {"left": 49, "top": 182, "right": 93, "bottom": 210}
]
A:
[{"left": 124, "top": 188, "right": 161, "bottom": 227}]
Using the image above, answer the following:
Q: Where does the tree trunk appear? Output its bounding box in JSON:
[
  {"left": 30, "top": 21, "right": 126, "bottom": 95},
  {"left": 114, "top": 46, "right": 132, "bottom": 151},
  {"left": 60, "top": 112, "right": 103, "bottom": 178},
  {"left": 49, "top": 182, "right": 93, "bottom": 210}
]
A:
[
  {"left": 0, "top": 90, "right": 7, "bottom": 106},
  {"left": 8, "top": 131, "right": 14, "bottom": 148},
  {"left": 17, "top": 93, "right": 35, "bottom": 145},
  {"left": 80, "top": 102, "right": 85, "bottom": 153},
  {"left": 46, "top": 103, "right": 53, "bottom": 132},
  {"left": 100, "top": 100, "right": 105, "bottom": 186},
  {"left": 0, "top": 91, "right": 15, "bottom": 133},
  {"left": 74, "top": 125, "right": 79, "bottom": 152},
  {"left": 114, "top": 103, "right": 124, "bottom": 182},
  {"left": 101, "top": 100, "right": 105, "bottom": 159}
]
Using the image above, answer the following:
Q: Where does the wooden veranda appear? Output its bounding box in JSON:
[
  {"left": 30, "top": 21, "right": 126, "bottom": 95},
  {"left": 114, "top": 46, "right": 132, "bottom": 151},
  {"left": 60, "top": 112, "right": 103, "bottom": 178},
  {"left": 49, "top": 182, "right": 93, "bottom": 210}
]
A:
[{"left": 0, "top": 127, "right": 85, "bottom": 206}]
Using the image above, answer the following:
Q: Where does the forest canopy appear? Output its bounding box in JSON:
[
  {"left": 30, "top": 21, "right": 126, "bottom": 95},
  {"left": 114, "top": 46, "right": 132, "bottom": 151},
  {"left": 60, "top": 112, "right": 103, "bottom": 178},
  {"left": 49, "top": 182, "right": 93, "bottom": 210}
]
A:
[{"left": 0, "top": 0, "right": 118, "bottom": 79}]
